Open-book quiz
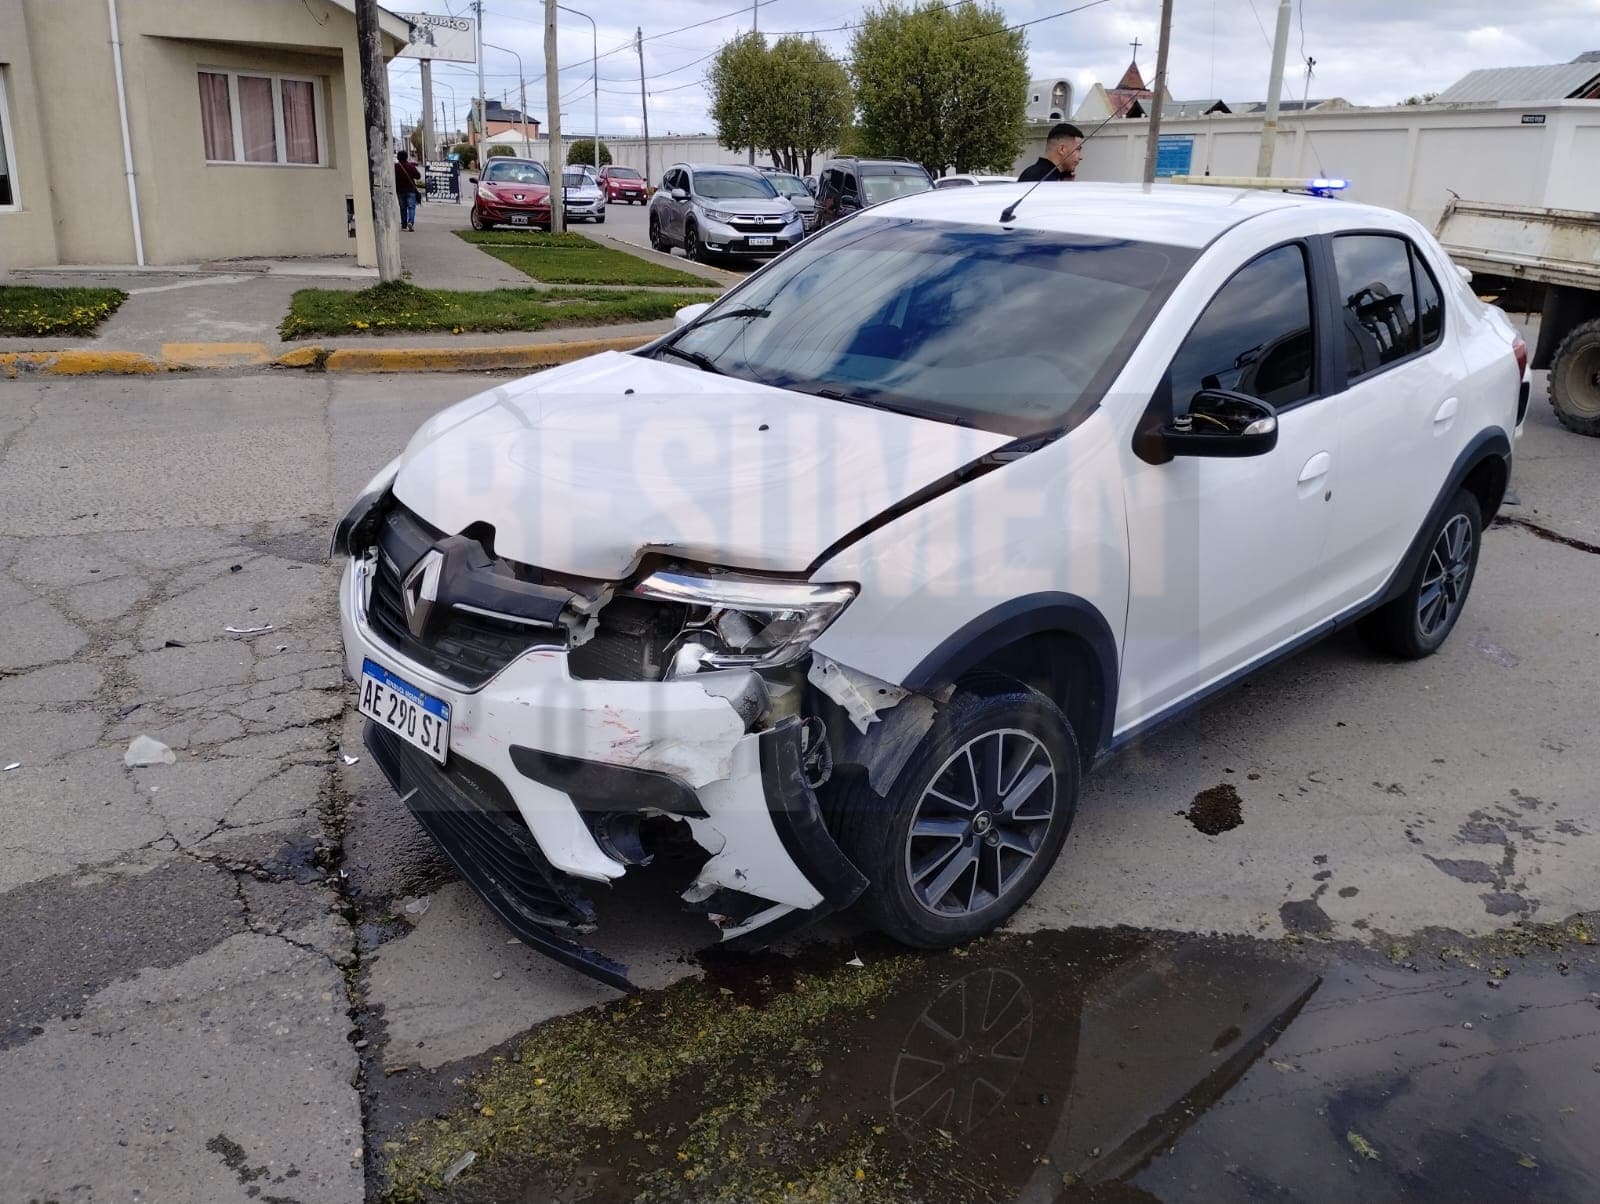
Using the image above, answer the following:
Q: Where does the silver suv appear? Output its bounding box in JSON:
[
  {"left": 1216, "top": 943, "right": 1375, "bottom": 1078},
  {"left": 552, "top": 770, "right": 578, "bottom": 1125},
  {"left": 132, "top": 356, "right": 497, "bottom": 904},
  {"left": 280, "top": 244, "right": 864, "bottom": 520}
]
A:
[{"left": 648, "top": 163, "right": 803, "bottom": 263}]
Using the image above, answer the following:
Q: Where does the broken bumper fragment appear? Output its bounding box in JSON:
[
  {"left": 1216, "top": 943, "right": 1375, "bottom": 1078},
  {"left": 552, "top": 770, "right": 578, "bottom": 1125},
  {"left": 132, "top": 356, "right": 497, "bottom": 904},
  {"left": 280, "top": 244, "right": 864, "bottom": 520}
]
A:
[{"left": 340, "top": 551, "right": 866, "bottom": 988}]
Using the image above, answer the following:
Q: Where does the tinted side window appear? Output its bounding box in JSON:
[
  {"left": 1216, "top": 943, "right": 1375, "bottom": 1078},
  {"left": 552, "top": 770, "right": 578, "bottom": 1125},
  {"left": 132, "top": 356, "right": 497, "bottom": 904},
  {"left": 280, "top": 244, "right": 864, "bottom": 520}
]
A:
[
  {"left": 1413, "top": 245, "right": 1444, "bottom": 349},
  {"left": 1333, "top": 234, "right": 1419, "bottom": 380},
  {"left": 843, "top": 172, "right": 859, "bottom": 197},
  {"left": 1168, "top": 244, "right": 1315, "bottom": 410}
]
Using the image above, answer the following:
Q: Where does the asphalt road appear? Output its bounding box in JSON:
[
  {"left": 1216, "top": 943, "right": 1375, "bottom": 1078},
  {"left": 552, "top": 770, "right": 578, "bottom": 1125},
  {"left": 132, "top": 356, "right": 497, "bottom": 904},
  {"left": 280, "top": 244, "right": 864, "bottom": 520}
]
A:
[{"left": 1, "top": 359, "right": 1596, "bottom": 1201}]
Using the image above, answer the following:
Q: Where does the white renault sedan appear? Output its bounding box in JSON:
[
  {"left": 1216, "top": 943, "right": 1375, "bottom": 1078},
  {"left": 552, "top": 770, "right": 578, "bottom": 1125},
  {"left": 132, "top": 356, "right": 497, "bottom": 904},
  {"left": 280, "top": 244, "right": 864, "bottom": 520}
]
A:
[{"left": 335, "top": 182, "right": 1527, "bottom": 987}]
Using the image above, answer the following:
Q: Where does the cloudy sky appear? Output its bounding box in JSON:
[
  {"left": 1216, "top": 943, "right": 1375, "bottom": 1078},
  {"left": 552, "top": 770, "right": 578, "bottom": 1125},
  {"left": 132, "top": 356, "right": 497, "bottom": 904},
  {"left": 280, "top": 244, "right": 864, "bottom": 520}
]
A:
[{"left": 386, "top": 0, "right": 1600, "bottom": 141}]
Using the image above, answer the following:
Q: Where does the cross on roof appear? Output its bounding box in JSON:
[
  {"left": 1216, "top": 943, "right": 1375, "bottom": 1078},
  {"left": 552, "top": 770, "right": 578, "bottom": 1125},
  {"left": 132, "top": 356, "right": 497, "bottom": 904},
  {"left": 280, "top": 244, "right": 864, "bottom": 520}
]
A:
[{"left": 1129, "top": 37, "right": 1141, "bottom": 61}]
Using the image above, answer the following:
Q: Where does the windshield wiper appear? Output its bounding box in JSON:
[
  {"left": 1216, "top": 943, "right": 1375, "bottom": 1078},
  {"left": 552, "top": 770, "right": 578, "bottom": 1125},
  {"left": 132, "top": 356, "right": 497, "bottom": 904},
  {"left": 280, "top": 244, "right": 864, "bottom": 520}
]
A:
[
  {"left": 689, "top": 305, "right": 771, "bottom": 328},
  {"left": 813, "top": 387, "right": 975, "bottom": 428},
  {"left": 658, "top": 345, "right": 725, "bottom": 374}
]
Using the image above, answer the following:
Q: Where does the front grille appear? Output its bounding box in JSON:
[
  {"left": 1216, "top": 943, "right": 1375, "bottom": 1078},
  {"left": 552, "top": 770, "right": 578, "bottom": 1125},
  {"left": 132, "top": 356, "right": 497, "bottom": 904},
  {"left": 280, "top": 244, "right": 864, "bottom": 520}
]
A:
[
  {"left": 364, "top": 722, "right": 634, "bottom": 990},
  {"left": 567, "top": 596, "right": 686, "bottom": 681},
  {"left": 366, "top": 507, "right": 562, "bottom": 689},
  {"left": 729, "top": 217, "right": 785, "bottom": 233}
]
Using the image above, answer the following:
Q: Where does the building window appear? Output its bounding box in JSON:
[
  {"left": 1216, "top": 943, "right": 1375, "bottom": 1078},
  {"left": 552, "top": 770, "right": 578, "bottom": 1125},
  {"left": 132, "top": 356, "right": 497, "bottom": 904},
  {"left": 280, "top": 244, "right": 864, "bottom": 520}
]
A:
[
  {"left": 198, "top": 69, "right": 323, "bottom": 166},
  {"left": 0, "top": 66, "right": 18, "bottom": 208}
]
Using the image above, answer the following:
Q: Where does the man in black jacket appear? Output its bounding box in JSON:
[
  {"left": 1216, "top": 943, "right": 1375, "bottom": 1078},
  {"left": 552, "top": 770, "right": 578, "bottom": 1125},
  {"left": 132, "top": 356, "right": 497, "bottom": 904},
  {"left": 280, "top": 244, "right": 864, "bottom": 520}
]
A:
[{"left": 1017, "top": 122, "right": 1085, "bottom": 182}]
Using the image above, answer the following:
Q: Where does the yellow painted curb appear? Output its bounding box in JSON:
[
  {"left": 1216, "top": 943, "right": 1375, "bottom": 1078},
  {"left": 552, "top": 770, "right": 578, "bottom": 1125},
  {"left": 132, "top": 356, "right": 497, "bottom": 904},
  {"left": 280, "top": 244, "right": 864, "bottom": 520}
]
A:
[
  {"left": 318, "top": 335, "right": 657, "bottom": 374},
  {"left": 273, "top": 346, "right": 327, "bottom": 369},
  {"left": 162, "top": 341, "right": 270, "bottom": 369},
  {"left": 1, "top": 350, "right": 159, "bottom": 378}
]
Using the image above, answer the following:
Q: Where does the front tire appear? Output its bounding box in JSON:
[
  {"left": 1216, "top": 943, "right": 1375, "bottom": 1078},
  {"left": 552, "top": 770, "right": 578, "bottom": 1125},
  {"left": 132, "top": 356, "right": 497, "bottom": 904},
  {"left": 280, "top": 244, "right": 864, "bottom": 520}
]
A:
[
  {"left": 469, "top": 206, "right": 489, "bottom": 231},
  {"left": 829, "top": 680, "right": 1080, "bottom": 949},
  {"left": 1549, "top": 317, "right": 1600, "bottom": 437},
  {"left": 1360, "top": 489, "right": 1482, "bottom": 658}
]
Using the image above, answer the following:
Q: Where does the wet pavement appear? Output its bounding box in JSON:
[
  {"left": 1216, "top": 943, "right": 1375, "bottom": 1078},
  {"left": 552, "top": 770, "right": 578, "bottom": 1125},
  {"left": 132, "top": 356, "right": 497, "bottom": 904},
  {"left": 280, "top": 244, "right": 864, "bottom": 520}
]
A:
[{"left": 374, "top": 922, "right": 1600, "bottom": 1203}]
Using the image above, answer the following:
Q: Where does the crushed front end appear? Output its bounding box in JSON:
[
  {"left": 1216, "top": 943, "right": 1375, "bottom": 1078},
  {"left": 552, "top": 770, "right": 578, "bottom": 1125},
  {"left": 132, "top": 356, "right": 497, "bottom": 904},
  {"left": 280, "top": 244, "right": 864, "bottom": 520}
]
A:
[{"left": 335, "top": 489, "right": 871, "bottom": 990}]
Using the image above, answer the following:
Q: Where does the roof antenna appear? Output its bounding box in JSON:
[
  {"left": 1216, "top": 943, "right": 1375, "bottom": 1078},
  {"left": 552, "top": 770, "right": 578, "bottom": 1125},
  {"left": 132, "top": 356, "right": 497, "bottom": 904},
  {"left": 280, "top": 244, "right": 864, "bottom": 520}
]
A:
[{"left": 999, "top": 108, "right": 1125, "bottom": 225}]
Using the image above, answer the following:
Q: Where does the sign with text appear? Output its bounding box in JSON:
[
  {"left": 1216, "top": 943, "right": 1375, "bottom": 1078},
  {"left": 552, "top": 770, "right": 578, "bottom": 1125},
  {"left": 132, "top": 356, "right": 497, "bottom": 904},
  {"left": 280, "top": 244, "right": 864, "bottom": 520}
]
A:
[
  {"left": 397, "top": 12, "right": 476, "bottom": 63},
  {"left": 1154, "top": 135, "right": 1195, "bottom": 178},
  {"left": 425, "top": 161, "right": 461, "bottom": 203}
]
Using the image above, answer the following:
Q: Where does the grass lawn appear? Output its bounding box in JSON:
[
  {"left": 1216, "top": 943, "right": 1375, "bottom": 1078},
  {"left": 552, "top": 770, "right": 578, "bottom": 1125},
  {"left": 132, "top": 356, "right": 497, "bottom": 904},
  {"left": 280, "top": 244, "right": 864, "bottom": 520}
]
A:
[
  {"left": 279, "top": 280, "right": 718, "bottom": 340},
  {"left": 0, "top": 285, "right": 127, "bottom": 337},
  {"left": 454, "top": 229, "right": 710, "bottom": 287}
]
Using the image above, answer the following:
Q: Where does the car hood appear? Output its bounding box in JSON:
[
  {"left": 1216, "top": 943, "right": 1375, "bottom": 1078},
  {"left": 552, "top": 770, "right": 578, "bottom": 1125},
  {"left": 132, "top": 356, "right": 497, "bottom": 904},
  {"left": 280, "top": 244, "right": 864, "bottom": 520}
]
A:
[{"left": 390, "top": 351, "right": 1010, "bottom": 580}]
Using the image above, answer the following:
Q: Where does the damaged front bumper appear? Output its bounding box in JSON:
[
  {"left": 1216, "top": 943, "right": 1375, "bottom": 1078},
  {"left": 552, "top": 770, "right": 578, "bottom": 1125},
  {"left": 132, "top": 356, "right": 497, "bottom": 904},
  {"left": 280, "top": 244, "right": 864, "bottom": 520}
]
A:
[{"left": 340, "top": 556, "right": 868, "bottom": 989}]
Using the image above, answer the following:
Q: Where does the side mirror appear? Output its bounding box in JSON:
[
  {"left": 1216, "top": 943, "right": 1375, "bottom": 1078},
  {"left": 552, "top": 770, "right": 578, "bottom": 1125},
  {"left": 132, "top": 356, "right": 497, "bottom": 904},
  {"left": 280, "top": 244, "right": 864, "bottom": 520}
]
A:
[
  {"left": 670, "top": 188, "right": 689, "bottom": 202},
  {"left": 468, "top": 175, "right": 478, "bottom": 184},
  {"left": 1138, "top": 389, "right": 1279, "bottom": 463},
  {"left": 674, "top": 302, "right": 712, "bottom": 329}
]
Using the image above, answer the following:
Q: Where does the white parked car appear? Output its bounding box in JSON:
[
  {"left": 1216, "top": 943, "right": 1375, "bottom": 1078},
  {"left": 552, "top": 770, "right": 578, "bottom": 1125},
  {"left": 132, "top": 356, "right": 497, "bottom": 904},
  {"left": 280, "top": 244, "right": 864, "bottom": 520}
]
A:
[
  {"left": 560, "top": 166, "right": 606, "bottom": 223},
  {"left": 335, "top": 182, "right": 1526, "bottom": 987},
  {"left": 935, "top": 173, "right": 1015, "bottom": 188}
]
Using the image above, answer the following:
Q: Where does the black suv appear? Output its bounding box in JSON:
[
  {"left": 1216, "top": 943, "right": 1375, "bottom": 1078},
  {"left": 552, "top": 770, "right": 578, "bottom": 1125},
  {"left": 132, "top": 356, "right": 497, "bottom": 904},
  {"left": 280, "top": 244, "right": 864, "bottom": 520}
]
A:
[{"left": 813, "top": 157, "right": 934, "bottom": 232}]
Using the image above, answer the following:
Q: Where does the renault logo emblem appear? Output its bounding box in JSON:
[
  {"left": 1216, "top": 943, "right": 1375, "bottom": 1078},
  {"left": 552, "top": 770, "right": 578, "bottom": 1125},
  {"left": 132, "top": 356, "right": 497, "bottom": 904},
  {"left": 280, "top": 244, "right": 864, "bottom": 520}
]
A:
[{"left": 401, "top": 550, "right": 444, "bottom": 638}]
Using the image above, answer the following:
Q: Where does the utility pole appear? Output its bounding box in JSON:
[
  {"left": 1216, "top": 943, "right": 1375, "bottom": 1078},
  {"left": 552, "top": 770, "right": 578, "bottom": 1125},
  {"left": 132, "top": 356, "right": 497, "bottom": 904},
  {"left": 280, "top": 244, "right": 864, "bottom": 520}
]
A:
[
  {"left": 474, "top": 0, "right": 486, "bottom": 171},
  {"left": 355, "top": 0, "right": 401, "bottom": 280},
  {"left": 748, "top": 0, "right": 759, "bottom": 164},
  {"left": 545, "top": 0, "right": 565, "bottom": 232},
  {"left": 636, "top": 27, "right": 652, "bottom": 190},
  {"left": 1256, "top": 0, "right": 1293, "bottom": 177},
  {"left": 421, "top": 60, "right": 435, "bottom": 163},
  {"left": 1140, "top": 0, "right": 1175, "bottom": 184}
]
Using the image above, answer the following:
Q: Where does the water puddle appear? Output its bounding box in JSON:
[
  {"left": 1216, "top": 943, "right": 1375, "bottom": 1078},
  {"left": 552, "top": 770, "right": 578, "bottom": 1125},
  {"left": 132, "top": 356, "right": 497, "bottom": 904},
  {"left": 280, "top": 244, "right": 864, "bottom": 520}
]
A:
[{"left": 389, "top": 922, "right": 1600, "bottom": 1203}]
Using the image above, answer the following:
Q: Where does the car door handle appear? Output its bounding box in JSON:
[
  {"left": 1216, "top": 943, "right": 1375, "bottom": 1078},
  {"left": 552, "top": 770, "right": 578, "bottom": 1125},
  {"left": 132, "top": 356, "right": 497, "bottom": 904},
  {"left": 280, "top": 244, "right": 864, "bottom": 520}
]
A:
[
  {"left": 1298, "top": 452, "right": 1332, "bottom": 484},
  {"left": 1434, "top": 397, "right": 1459, "bottom": 425}
]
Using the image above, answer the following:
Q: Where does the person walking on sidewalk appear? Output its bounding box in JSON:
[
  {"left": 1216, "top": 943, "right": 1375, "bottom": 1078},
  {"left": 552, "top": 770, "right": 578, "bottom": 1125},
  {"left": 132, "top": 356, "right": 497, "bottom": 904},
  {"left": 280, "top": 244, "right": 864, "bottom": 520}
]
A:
[{"left": 395, "top": 149, "right": 423, "bottom": 232}]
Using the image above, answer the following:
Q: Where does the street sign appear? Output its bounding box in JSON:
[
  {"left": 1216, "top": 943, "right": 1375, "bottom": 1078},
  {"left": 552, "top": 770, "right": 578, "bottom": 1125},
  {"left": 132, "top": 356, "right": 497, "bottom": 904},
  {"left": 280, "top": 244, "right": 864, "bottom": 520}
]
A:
[
  {"left": 1154, "top": 135, "right": 1194, "bottom": 178},
  {"left": 397, "top": 12, "right": 477, "bottom": 63}
]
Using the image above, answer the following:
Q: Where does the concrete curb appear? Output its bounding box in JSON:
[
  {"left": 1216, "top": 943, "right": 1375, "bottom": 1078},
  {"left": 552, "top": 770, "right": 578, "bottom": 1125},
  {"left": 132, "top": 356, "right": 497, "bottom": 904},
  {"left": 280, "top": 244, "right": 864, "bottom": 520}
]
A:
[{"left": 1, "top": 333, "right": 658, "bottom": 378}]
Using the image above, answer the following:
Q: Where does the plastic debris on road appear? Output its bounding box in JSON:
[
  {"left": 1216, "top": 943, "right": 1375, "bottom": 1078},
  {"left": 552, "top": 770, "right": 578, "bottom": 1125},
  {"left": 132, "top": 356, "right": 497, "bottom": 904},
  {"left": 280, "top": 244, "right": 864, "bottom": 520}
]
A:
[
  {"left": 124, "top": 736, "right": 176, "bottom": 767},
  {"left": 224, "top": 624, "right": 276, "bottom": 636},
  {"left": 442, "top": 1151, "right": 477, "bottom": 1183},
  {"left": 3, "top": 762, "right": 19, "bottom": 772},
  {"left": 342, "top": 753, "right": 360, "bottom": 766}
]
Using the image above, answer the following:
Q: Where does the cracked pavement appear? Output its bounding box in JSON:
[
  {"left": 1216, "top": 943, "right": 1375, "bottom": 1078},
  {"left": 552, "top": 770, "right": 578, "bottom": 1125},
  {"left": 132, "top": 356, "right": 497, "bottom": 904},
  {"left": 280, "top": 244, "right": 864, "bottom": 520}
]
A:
[{"left": 0, "top": 367, "right": 1597, "bottom": 1202}]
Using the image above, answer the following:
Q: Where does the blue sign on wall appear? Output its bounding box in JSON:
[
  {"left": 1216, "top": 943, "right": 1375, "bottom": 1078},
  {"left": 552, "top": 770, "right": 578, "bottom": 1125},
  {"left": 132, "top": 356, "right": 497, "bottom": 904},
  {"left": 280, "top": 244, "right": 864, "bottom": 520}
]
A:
[{"left": 1155, "top": 135, "right": 1195, "bottom": 178}]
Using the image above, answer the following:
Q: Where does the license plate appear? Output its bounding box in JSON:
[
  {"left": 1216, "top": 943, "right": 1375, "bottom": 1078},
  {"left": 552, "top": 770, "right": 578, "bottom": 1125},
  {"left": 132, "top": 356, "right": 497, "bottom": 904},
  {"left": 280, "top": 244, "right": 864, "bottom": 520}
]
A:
[
  {"left": 359, "top": 658, "right": 450, "bottom": 764},
  {"left": 748, "top": 236, "right": 774, "bottom": 247},
  {"left": 510, "top": 214, "right": 530, "bottom": 225}
]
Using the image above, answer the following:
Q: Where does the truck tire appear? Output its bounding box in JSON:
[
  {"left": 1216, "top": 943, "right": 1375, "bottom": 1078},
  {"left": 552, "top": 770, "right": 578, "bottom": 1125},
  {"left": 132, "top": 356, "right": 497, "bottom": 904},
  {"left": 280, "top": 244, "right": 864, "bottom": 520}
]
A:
[{"left": 1548, "top": 317, "right": 1600, "bottom": 438}]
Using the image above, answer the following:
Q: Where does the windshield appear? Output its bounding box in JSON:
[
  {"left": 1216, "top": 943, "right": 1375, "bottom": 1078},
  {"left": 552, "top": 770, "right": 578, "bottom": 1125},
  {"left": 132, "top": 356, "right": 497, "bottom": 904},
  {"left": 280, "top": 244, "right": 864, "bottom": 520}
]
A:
[
  {"left": 861, "top": 169, "right": 933, "bottom": 205},
  {"left": 483, "top": 160, "right": 548, "bottom": 185},
  {"left": 662, "top": 217, "right": 1194, "bottom": 436},
  {"left": 768, "top": 173, "right": 810, "bottom": 199},
  {"left": 607, "top": 166, "right": 642, "bottom": 179},
  {"left": 695, "top": 172, "right": 778, "bottom": 200},
  {"left": 562, "top": 169, "right": 596, "bottom": 187}
]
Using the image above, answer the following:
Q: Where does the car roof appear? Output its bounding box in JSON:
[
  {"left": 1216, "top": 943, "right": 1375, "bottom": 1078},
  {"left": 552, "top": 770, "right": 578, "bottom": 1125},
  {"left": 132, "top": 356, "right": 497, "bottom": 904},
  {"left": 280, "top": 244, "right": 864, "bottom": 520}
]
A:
[
  {"left": 693, "top": 163, "right": 767, "bottom": 176},
  {"left": 866, "top": 181, "right": 1387, "bottom": 249}
]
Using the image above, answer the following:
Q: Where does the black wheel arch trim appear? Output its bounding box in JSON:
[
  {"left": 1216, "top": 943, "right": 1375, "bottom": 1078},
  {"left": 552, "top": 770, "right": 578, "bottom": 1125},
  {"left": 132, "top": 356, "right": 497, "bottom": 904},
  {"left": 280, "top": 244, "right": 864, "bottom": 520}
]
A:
[
  {"left": 900, "top": 592, "right": 1119, "bottom": 760},
  {"left": 1376, "top": 428, "right": 1509, "bottom": 608}
]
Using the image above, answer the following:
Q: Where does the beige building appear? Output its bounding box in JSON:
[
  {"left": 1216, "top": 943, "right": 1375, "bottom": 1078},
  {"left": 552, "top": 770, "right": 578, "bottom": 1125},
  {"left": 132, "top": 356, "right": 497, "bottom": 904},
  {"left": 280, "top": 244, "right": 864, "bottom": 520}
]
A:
[{"left": 0, "top": 0, "right": 411, "bottom": 272}]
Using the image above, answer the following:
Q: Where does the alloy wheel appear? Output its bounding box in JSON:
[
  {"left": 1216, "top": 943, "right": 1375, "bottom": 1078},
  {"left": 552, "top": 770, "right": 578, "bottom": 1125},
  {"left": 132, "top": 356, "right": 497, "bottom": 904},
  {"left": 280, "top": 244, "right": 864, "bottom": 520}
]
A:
[
  {"left": 904, "top": 730, "right": 1057, "bottom": 917},
  {"left": 1418, "top": 514, "right": 1474, "bottom": 638}
]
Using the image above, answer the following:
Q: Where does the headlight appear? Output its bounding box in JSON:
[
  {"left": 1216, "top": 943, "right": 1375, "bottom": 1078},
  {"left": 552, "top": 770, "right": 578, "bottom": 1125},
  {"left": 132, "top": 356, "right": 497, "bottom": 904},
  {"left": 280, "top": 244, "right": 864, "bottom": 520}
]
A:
[
  {"left": 701, "top": 206, "right": 734, "bottom": 223},
  {"left": 330, "top": 457, "right": 400, "bottom": 559},
  {"left": 631, "top": 570, "right": 856, "bottom": 670}
]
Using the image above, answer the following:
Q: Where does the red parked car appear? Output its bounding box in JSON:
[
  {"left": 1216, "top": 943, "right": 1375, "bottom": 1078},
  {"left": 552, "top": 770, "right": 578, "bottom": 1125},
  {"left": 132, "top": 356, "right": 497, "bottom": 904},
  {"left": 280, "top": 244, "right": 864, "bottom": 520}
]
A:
[
  {"left": 597, "top": 164, "right": 649, "bottom": 205},
  {"left": 471, "top": 158, "right": 552, "bottom": 230}
]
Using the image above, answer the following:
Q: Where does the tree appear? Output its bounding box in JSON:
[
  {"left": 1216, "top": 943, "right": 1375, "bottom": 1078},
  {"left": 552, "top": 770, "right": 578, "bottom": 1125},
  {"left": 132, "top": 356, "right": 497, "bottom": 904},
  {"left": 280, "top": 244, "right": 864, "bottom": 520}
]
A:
[
  {"left": 708, "top": 33, "right": 852, "bottom": 174},
  {"left": 451, "top": 141, "right": 478, "bottom": 168},
  {"left": 566, "top": 138, "right": 613, "bottom": 167},
  {"left": 1401, "top": 92, "right": 1440, "bottom": 106},
  {"left": 850, "top": 1, "right": 1029, "bottom": 175},
  {"left": 486, "top": 144, "right": 516, "bottom": 158}
]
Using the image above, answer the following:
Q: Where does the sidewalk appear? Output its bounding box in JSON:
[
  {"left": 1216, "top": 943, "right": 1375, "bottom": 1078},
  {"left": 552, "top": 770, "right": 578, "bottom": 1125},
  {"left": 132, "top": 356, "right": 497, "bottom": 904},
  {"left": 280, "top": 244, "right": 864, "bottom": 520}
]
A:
[{"left": 0, "top": 199, "right": 714, "bottom": 374}]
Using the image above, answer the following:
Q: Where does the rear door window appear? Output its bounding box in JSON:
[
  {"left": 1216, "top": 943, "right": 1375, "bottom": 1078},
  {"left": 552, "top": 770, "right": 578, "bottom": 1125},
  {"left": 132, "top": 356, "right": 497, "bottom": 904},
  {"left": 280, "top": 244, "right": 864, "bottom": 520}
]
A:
[
  {"left": 1332, "top": 234, "right": 1432, "bottom": 381},
  {"left": 1167, "top": 244, "right": 1316, "bottom": 410}
]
